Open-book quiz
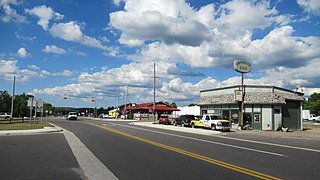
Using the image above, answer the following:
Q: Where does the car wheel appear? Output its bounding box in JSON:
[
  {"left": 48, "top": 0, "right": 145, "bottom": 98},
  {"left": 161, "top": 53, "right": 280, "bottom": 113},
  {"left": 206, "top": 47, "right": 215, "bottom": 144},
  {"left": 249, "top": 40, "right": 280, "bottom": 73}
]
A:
[
  {"left": 173, "top": 121, "right": 177, "bottom": 126},
  {"left": 191, "top": 123, "right": 195, "bottom": 128},
  {"left": 211, "top": 124, "right": 216, "bottom": 130},
  {"left": 181, "top": 121, "right": 185, "bottom": 127}
]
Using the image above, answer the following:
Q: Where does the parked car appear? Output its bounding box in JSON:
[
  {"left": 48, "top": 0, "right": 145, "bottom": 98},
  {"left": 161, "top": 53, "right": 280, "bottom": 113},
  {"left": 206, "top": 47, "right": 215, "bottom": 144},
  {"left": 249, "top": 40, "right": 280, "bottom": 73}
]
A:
[
  {"left": 159, "top": 114, "right": 171, "bottom": 125},
  {"left": 173, "top": 115, "right": 195, "bottom": 127},
  {"left": 67, "top": 112, "right": 78, "bottom": 120},
  {"left": 0, "top": 112, "right": 11, "bottom": 119},
  {"left": 309, "top": 115, "right": 320, "bottom": 122}
]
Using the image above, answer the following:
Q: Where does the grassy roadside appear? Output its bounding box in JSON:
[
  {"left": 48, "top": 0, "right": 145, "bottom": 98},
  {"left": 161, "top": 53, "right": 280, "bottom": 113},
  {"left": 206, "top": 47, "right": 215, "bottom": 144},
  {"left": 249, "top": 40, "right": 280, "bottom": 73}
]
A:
[{"left": 0, "top": 120, "right": 53, "bottom": 130}]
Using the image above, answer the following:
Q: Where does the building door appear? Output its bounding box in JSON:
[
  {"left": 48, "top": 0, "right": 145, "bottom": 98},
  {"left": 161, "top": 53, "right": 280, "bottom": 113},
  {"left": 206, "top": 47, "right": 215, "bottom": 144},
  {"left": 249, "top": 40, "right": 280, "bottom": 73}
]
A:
[
  {"left": 244, "top": 113, "right": 252, "bottom": 129},
  {"left": 252, "top": 113, "right": 262, "bottom": 130},
  {"left": 282, "top": 100, "right": 300, "bottom": 130}
]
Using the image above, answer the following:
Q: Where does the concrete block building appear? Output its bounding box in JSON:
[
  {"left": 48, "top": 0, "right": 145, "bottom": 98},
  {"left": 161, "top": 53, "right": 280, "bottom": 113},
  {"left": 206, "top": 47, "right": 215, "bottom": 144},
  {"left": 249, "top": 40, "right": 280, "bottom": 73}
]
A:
[{"left": 198, "top": 85, "right": 304, "bottom": 131}]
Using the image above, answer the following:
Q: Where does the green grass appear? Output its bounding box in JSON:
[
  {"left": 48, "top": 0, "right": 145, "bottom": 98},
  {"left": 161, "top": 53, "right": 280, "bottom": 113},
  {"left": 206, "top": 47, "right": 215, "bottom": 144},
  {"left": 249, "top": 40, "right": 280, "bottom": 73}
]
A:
[{"left": 0, "top": 121, "right": 53, "bottom": 130}]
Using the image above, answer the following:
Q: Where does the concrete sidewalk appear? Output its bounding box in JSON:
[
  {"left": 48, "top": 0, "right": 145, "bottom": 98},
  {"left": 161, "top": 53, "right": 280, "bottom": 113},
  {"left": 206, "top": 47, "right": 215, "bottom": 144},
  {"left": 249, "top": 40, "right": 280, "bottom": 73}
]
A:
[{"left": 129, "top": 121, "right": 222, "bottom": 135}]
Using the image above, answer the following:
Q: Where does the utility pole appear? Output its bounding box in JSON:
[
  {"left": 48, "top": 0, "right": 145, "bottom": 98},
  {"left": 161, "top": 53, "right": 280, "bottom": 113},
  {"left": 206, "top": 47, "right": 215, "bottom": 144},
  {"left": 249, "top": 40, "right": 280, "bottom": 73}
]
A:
[
  {"left": 124, "top": 83, "right": 128, "bottom": 119},
  {"left": 233, "top": 60, "right": 251, "bottom": 130},
  {"left": 10, "top": 76, "right": 16, "bottom": 124},
  {"left": 153, "top": 63, "right": 156, "bottom": 124},
  {"left": 117, "top": 88, "right": 119, "bottom": 120}
]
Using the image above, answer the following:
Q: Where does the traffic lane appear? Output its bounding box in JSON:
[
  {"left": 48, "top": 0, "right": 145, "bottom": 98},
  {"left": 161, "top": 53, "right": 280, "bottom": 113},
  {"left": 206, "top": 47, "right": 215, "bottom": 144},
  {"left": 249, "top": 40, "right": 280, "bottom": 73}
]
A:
[
  {"left": 221, "top": 130, "right": 320, "bottom": 150},
  {"left": 51, "top": 119, "right": 261, "bottom": 180},
  {"left": 51, "top": 119, "right": 319, "bottom": 179},
  {"left": 0, "top": 133, "right": 86, "bottom": 180},
  {"left": 85, "top": 122, "right": 282, "bottom": 180},
  {"left": 94, "top": 121, "right": 319, "bottom": 180}
]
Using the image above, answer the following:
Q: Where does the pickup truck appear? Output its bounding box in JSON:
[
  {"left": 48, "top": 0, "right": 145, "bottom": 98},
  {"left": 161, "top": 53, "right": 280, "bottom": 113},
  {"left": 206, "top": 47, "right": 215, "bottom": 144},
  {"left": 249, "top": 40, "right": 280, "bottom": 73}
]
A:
[
  {"left": 190, "top": 114, "right": 231, "bottom": 131},
  {"left": 0, "top": 112, "right": 11, "bottom": 119}
]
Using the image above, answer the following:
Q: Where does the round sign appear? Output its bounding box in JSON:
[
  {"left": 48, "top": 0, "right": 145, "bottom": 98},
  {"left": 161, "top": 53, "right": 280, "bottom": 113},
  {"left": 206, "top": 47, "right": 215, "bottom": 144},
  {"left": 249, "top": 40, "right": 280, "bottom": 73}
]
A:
[{"left": 234, "top": 60, "right": 251, "bottom": 73}]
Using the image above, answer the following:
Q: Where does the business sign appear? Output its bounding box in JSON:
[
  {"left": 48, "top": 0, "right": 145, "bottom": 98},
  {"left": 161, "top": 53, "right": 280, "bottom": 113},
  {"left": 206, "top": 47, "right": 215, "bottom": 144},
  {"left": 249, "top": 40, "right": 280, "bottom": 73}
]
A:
[
  {"left": 234, "top": 60, "right": 251, "bottom": 73},
  {"left": 234, "top": 90, "right": 243, "bottom": 101}
]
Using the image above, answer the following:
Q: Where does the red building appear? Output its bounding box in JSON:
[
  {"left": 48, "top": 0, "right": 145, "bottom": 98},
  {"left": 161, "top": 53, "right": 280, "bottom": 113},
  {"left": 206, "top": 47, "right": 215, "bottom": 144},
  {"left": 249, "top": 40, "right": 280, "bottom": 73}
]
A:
[{"left": 121, "top": 102, "right": 180, "bottom": 120}]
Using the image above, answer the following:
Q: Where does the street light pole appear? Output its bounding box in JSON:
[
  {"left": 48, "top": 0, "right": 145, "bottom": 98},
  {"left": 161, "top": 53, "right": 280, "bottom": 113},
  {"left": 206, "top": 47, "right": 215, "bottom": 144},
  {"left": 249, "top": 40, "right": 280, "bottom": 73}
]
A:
[
  {"left": 153, "top": 63, "right": 156, "bottom": 124},
  {"left": 10, "top": 76, "right": 16, "bottom": 124}
]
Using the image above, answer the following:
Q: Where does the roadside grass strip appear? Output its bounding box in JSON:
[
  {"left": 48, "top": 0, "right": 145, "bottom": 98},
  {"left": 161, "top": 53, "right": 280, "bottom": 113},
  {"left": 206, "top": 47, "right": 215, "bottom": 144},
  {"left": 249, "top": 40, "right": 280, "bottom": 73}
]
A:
[{"left": 90, "top": 123, "right": 282, "bottom": 180}]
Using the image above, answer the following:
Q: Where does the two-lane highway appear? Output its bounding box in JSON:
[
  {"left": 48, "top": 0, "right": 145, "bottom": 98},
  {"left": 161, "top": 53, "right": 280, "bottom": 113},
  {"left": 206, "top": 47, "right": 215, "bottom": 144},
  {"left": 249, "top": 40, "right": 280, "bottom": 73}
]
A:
[{"left": 51, "top": 117, "right": 320, "bottom": 180}]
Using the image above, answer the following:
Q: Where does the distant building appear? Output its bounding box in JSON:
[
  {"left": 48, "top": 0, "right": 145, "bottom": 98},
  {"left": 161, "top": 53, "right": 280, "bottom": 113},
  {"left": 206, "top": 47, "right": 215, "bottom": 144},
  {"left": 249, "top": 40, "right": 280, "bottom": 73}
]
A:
[
  {"left": 198, "top": 85, "right": 304, "bottom": 131},
  {"left": 124, "top": 102, "right": 180, "bottom": 120}
]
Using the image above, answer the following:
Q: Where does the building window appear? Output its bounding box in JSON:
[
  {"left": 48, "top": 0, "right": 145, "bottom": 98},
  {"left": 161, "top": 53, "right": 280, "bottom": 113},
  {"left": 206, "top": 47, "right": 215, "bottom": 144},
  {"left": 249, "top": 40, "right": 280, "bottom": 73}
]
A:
[
  {"left": 274, "top": 109, "right": 280, "bottom": 114},
  {"left": 222, "top": 110, "right": 229, "bottom": 120},
  {"left": 254, "top": 114, "right": 260, "bottom": 123},
  {"left": 231, "top": 110, "right": 239, "bottom": 124}
]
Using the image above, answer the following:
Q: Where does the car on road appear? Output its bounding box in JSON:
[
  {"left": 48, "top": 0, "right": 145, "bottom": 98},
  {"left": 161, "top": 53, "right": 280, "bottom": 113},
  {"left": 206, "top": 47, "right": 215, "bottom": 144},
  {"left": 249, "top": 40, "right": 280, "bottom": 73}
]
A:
[
  {"left": 173, "top": 115, "right": 195, "bottom": 127},
  {"left": 159, "top": 114, "right": 171, "bottom": 125},
  {"left": 67, "top": 112, "right": 78, "bottom": 120},
  {"left": 0, "top": 112, "right": 11, "bottom": 119}
]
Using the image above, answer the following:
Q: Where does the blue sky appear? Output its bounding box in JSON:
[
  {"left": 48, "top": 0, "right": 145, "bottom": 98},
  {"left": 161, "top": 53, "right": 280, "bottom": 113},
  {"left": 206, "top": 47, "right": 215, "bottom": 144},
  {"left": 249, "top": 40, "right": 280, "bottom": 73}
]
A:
[{"left": 1, "top": 0, "right": 320, "bottom": 108}]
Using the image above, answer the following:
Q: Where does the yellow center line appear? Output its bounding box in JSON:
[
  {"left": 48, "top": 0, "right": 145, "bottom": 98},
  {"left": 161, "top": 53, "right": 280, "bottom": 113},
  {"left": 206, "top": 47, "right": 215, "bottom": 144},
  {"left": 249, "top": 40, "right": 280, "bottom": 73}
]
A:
[{"left": 90, "top": 123, "right": 282, "bottom": 180}]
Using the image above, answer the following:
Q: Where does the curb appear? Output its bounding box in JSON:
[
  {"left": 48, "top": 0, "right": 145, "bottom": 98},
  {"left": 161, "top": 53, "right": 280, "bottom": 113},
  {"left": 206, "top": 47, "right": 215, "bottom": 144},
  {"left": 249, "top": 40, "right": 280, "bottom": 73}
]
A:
[{"left": 0, "top": 123, "right": 63, "bottom": 136}]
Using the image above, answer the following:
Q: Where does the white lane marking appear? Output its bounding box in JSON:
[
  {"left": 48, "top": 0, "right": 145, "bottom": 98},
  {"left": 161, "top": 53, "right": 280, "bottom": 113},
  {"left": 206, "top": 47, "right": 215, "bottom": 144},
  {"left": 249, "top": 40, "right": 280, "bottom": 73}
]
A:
[
  {"left": 111, "top": 123, "right": 285, "bottom": 157},
  {"left": 216, "top": 136, "right": 320, "bottom": 153},
  {"left": 62, "top": 127, "right": 119, "bottom": 180}
]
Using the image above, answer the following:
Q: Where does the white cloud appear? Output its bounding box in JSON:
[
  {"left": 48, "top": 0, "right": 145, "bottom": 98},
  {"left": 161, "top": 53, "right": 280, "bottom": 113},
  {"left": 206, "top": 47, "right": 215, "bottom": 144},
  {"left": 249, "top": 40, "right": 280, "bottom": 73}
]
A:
[
  {"left": 25, "top": 5, "right": 63, "bottom": 30},
  {"left": 0, "top": 60, "right": 37, "bottom": 82},
  {"left": 112, "top": 0, "right": 123, "bottom": 6},
  {"left": 52, "top": 70, "right": 73, "bottom": 77},
  {"left": 49, "top": 21, "right": 108, "bottom": 50},
  {"left": 17, "top": 47, "right": 30, "bottom": 58},
  {"left": 109, "top": 0, "right": 211, "bottom": 47},
  {"left": 27, "top": 65, "right": 40, "bottom": 70},
  {"left": 0, "top": 0, "right": 26, "bottom": 23},
  {"left": 43, "top": 45, "right": 67, "bottom": 55},
  {"left": 297, "top": 0, "right": 320, "bottom": 15}
]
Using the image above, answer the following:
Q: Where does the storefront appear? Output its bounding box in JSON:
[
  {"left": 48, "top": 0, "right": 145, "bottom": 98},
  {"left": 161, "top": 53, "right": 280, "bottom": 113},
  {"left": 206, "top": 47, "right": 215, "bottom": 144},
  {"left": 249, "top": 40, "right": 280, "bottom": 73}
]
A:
[{"left": 198, "top": 85, "right": 304, "bottom": 131}]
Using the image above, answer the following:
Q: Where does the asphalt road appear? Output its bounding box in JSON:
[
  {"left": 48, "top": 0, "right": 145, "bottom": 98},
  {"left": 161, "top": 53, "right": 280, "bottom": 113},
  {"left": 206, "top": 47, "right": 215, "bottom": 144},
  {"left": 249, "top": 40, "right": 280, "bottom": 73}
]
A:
[
  {"left": 0, "top": 133, "right": 86, "bottom": 180},
  {"left": 49, "top": 117, "right": 320, "bottom": 180}
]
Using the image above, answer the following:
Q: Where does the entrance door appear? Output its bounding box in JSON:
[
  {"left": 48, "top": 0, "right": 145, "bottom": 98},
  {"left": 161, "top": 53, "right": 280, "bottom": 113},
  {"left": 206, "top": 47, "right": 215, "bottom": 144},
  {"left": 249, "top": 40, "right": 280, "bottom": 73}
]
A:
[
  {"left": 244, "top": 113, "right": 252, "bottom": 129},
  {"left": 252, "top": 113, "right": 262, "bottom": 130}
]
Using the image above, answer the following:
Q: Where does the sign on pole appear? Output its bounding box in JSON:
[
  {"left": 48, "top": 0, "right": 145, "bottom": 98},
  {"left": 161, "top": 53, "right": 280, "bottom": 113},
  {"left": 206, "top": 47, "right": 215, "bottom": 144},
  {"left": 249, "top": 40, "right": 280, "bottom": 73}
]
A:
[
  {"left": 234, "top": 60, "right": 251, "bottom": 73},
  {"left": 234, "top": 90, "right": 243, "bottom": 101}
]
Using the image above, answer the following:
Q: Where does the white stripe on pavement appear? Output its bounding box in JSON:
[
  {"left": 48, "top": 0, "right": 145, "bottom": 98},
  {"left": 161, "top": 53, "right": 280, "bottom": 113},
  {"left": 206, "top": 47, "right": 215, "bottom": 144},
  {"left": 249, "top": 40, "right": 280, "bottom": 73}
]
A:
[
  {"left": 62, "top": 128, "right": 118, "bottom": 180},
  {"left": 216, "top": 136, "right": 320, "bottom": 153},
  {"left": 112, "top": 123, "right": 285, "bottom": 157}
]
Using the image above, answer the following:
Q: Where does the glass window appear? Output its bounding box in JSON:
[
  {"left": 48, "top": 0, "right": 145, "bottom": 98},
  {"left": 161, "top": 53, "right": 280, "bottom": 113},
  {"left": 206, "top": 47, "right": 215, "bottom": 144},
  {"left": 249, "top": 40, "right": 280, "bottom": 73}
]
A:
[
  {"left": 231, "top": 110, "right": 239, "bottom": 124},
  {"left": 222, "top": 110, "right": 229, "bottom": 120},
  {"left": 254, "top": 114, "right": 260, "bottom": 123},
  {"left": 274, "top": 109, "right": 280, "bottom": 114}
]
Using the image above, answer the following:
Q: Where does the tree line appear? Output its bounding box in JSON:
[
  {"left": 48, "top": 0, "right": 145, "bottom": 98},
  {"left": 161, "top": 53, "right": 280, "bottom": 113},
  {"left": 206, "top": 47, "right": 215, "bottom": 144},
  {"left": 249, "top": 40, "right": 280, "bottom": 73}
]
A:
[
  {"left": 0, "top": 90, "right": 116, "bottom": 117},
  {"left": 0, "top": 91, "right": 55, "bottom": 118}
]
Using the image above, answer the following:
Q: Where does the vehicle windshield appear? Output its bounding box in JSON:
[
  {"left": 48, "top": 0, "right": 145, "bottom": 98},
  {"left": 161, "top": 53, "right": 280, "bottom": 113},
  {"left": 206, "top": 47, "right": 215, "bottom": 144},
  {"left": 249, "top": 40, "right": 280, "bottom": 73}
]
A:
[
  {"left": 210, "top": 115, "right": 221, "bottom": 120},
  {"left": 69, "top": 112, "right": 77, "bottom": 115},
  {"left": 180, "top": 115, "right": 195, "bottom": 120}
]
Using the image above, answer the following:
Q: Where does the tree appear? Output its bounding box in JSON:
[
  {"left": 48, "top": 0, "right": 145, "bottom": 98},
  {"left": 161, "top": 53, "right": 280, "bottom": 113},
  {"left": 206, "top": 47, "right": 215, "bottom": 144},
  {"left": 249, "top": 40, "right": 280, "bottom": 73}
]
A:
[
  {"left": 170, "top": 102, "right": 177, "bottom": 108},
  {"left": 13, "top": 93, "right": 30, "bottom": 117},
  {"left": 0, "top": 91, "right": 12, "bottom": 112},
  {"left": 303, "top": 93, "right": 320, "bottom": 115}
]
